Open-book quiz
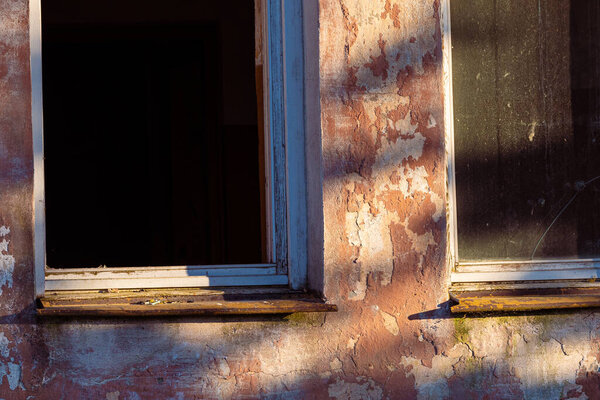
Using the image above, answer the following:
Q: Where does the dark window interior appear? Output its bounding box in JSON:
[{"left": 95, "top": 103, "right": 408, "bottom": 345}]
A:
[
  {"left": 452, "top": 0, "right": 600, "bottom": 260},
  {"left": 42, "top": 0, "right": 264, "bottom": 267}
]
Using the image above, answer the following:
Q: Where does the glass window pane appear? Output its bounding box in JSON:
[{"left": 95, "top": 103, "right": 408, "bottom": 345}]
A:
[{"left": 452, "top": 0, "right": 600, "bottom": 261}]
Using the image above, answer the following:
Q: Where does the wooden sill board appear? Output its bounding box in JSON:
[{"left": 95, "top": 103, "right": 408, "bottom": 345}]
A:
[
  {"left": 38, "top": 288, "right": 337, "bottom": 316},
  {"left": 450, "top": 287, "right": 600, "bottom": 313}
]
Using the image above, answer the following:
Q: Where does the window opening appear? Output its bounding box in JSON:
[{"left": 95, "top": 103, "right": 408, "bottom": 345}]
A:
[{"left": 41, "top": 0, "right": 266, "bottom": 268}]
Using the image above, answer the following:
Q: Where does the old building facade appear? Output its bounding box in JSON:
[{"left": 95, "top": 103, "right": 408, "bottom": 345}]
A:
[{"left": 0, "top": 0, "right": 599, "bottom": 398}]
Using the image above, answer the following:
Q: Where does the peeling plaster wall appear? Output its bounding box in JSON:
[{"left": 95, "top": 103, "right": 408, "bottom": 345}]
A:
[{"left": 1, "top": 0, "right": 600, "bottom": 399}]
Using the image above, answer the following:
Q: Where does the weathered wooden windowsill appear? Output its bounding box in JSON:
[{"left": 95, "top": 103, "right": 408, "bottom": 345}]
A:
[
  {"left": 450, "top": 283, "right": 600, "bottom": 313},
  {"left": 37, "top": 287, "right": 337, "bottom": 317}
]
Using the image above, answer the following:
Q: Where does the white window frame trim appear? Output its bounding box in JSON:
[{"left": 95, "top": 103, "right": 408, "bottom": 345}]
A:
[
  {"left": 441, "top": 0, "right": 600, "bottom": 286},
  {"left": 30, "top": 0, "right": 308, "bottom": 297}
]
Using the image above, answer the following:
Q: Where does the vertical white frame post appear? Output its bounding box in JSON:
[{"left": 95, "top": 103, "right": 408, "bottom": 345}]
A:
[
  {"left": 266, "top": 0, "right": 308, "bottom": 289},
  {"left": 282, "top": 0, "right": 308, "bottom": 289},
  {"left": 266, "top": 0, "right": 289, "bottom": 275},
  {"left": 302, "top": 0, "right": 324, "bottom": 294},
  {"left": 441, "top": 0, "right": 459, "bottom": 270},
  {"left": 30, "top": 0, "right": 46, "bottom": 298}
]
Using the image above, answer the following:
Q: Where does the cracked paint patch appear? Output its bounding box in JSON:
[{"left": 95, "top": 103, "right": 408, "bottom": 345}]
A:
[
  {"left": 340, "top": 0, "right": 438, "bottom": 92},
  {"left": 0, "top": 332, "right": 21, "bottom": 392},
  {"left": 106, "top": 391, "right": 120, "bottom": 400},
  {"left": 0, "top": 226, "right": 14, "bottom": 296},
  {"left": 380, "top": 311, "right": 399, "bottom": 336},
  {"left": 347, "top": 336, "right": 360, "bottom": 350},
  {"left": 342, "top": 109, "right": 431, "bottom": 299},
  {"left": 330, "top": 357, "right": 343, "bottom": 371},
  {"left": 322, "top": 0, "right": 445, "bottom": 310},
  {"left": 0, "top": 333, "right": 9, "bottom": 358},
  {"left": 451, "top": 316, "right": 600, "bottom": 399},
  {"left": 401, "top": 344, "right": 471, "bottom": 400},
  {"left": 328, "top": 377, "right": 383, "bottom": 400},
  {"left": 6, "top": 362, "right": 21, "bottom": 390},
  {"left": 344, "top": 188, "right": 396, "bottom": 298},
  {"left": 0, "top": 345, "right": 22, "bottom": 393}
]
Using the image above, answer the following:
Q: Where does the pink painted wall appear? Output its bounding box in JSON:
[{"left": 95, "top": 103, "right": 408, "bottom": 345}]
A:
[{"left": 0, "top": 0, "right": 599, "bottom": 398}]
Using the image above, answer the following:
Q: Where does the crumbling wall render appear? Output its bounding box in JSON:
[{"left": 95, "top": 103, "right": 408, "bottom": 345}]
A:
[{"left": 2, "top": 0, "right": 600, "bottom": 398}]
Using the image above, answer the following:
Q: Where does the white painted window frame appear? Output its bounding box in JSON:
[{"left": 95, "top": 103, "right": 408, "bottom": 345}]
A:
[
  {"left": 441, "top": 0, "right": 600, "bottom": 286},
  {"left": 30, "top": 0, "right": 309, "bottom": 297}
]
